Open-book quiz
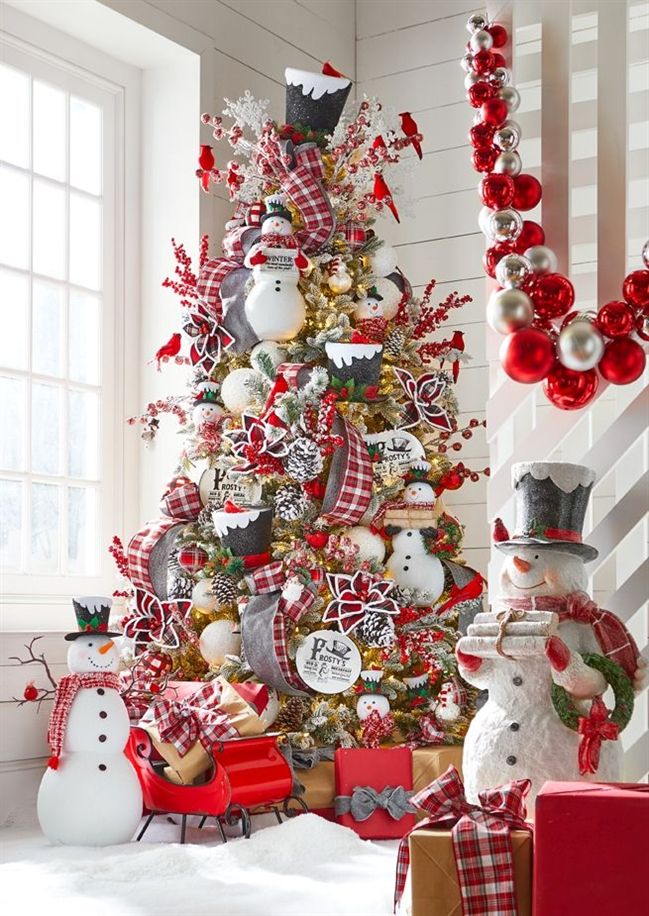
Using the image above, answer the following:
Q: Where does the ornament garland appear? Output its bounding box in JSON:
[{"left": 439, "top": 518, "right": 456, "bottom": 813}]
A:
[{"left": 463, "top": 13, "right": 649, "bottom": 410}]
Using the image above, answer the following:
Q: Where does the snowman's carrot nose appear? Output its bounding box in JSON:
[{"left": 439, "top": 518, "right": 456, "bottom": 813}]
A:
[
  {"left": 98, "top": 640, "right": 115, "bottom": 655},
  {"left": 513, "top": 556, "right": 532, "bottom": 573}
]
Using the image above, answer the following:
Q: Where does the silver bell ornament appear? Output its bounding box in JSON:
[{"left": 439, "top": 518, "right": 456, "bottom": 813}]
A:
[
  {"left": 499, "top": 86, "right": 521, "bottom": 113},
  {"left": 558, "top": 318, "right": 605, "bottom": 371},
  {"left": 466, "top": 13, "right": 489, "bottom": 33},
  {"left": 488, "top": 208, "right": 523, "bottom": 242},
  {"left": 469, "top": 29, "right": 494, "bottom": 52},
  {"left": 495, "top": 253, "right": 533, "bottom": 288},
  {"left": 489, "top": 67, "right": 511, "bottom": 89},
  {"left": 525, "top": 245, "right": 558, "bottom": 274},
  {"left": 487, "top": 288, "right": 534, "bottom": 334},
  {"left": 493, "top": 121, "right": 521, "bottom": 152},
  {"left": 494, "top": 150, "right": 522, "bottom": 177},
  {"left": 461, "top": 52, "right": 475, "bottom": 73}
]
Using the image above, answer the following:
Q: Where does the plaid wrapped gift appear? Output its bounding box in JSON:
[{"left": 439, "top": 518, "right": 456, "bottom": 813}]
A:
[
  {"left": 394, "top": 766, "right": 532, "bottom": 916},
  {"left": 320, "top": 415, "right": 373, "bottom": 526},
  {"left": 149, "top": 680, "right": 239, "bottom": 757}
]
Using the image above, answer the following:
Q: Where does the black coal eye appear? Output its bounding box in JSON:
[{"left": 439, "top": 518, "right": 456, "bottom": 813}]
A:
[{"left": 534, "top": 555, "right": 539, "bottom": 560}]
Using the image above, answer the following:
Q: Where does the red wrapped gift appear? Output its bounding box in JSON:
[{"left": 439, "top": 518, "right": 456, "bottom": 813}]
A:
[
  {"left": 535, "top": 781, "right": 649, "bottom": 916},
  {"left": 334, "top": 747, "right": 416, "bottom": 839}
]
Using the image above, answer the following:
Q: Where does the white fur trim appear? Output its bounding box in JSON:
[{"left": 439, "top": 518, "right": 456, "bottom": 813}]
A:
[
  {"left": 325, "top": 342, "right": 382, "bottom": 368},
  {"left": 285, "top": 68, "right": 351, "bottom": 100},
  {"left": 512, "top": 461, "right": 596, "bottom": 493},
  {"left": 212, "top": 508, "right": 261, "bottom": 537}
]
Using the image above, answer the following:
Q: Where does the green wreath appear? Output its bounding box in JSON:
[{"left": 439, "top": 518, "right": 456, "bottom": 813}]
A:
[{"left": 551, "top": 653, "right": 634, "bottom": 732}]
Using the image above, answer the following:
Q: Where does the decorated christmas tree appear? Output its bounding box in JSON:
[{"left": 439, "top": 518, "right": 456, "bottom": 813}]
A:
[{"left": 114, "top": 64, "right": 489, "bottom": 758}]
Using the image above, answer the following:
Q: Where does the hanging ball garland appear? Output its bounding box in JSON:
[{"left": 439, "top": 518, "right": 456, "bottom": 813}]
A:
[
  {"left": 543, "top": 364, "right": 599, "bottom": 410},
  {"left": 499, "top": 327, "right": 555, "bottom": 383},
  {"left": 598, "top": 337, "right": 647, "bottom": 385}
]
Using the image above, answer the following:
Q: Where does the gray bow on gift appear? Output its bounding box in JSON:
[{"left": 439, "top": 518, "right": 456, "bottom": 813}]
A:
[{"left": 334, "top": 785, "right": 415, "bottom": 822}]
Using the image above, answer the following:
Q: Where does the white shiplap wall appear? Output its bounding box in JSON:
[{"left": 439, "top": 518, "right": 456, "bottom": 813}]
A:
[{"left": 356, "top": 0, "right": 491, "bottom": 580}]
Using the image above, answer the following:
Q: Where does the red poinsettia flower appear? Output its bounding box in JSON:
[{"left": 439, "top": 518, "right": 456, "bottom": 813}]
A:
[
  {"left": 122, "top": 589, "right": 192, "bottom": 649},
  {"left": 393, "top": 367, "right": 452, "bottom": 431},
  {"left": 322, "top": 571, "right": 400, "bottom": 635}
]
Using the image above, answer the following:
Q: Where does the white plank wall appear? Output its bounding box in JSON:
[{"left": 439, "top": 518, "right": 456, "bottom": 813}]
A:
[{"left": 356, "top": 0, "right": 491, "bottom": 580}]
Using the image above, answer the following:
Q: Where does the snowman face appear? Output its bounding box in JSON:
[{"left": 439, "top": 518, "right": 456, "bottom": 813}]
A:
[
  {"left": 499, "top": 546, "right": 587, "bottom": 597},
  {"left": 354, "top": 296, "right": 384, "bottom": 321},
  {"left": 262, "top": 215, "right": 292, "bottom": 237},
  {"left": 404, "top": 481, "right": 435, "bottom": 504},
  {"left": 356, "top": 693, "right": 390, "bottom": 721},
  {"left": 67, "top": 635, "right": 120, "bottom": 674},
  {"left": 193, "top": 402, "right": 224, "bottom": 428}
]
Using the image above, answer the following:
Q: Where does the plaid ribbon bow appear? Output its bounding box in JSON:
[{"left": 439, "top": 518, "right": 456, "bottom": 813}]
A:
[
  {"left": 182, "top": 301, "right": 235, "bottom": 372},
  {"left": 122, "top": 588, "right": 192, "bottom": 649},
  {"left": 394, "top": 765, "right": 531, "bottom": 916},
  {"left": 149, "top": 680, "right": 238, "bottom": 757},
  {"left": 323, "top": 571, "right": 400, "bottom": 635},
  {"left": 393, "top": 367, "right": 453, "bottom": 432}
]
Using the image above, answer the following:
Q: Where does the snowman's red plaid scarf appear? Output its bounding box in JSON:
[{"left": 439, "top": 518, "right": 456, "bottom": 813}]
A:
[{"left": 394, "top": 766, "right": 531, "bottom": 916}]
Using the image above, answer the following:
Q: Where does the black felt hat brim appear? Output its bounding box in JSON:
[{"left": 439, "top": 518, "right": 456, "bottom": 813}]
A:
[
  {"left": 64, "top": 631, "right": 122, "bottom": 641},
  {"left": 495, "top": 538, "right": 598, "bottom": 562}
]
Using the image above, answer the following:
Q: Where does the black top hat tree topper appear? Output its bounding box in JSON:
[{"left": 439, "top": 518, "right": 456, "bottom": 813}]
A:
[
  {"left": 495, "top": 461, "right": 598, "bottom": 561},
  {"left": 285, "top": 64, "right": 352, "bottom": 135}
]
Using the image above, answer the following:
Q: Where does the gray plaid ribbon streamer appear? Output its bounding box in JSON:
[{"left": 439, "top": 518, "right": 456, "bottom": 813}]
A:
[{"left": 335, "top": 785, "right": 415, "bottom": 822}]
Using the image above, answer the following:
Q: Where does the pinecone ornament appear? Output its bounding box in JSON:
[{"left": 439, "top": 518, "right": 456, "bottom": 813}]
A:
[
  {"left": 275, "top": 484, "right": 309, "bottom": 521},
  {"left": 275, "top": 696, "right": 312, "bottom": 732},
  {"left": 167, "top": 547, "right": 195, "bottom": 599},
  {"left": 212, "top": 572, "right": 239, "bottom": 605},
  {"left": 356, "top": 611, "right": 396, "bottom": 648},
  {"left": 285, "top": 437, "right": 324, "bottom": 483},
  {"left": 384, "top": 327, "right": 407, "bottom": 360}
]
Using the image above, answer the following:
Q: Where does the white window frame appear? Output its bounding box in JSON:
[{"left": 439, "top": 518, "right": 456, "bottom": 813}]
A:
[{"left": 0, "top": 9, "right": 140, "bottom": 623}]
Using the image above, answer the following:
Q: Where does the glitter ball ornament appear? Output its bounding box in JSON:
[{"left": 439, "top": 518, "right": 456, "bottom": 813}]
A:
[
  {"left": 598, "top": 337, "right": 647, "bottom": 384},
  {"left": 596, "top": 301, "right": 636, "bottom": 338},
  {"left": 191, "top": 578, "right": 218, "bottom": 612},
  {"left": 274, "top": 483, "right": 309, "bottom": 521},
  {"left": 543, "top": 365, "right": 599, "bottom": 410},
  {"left": 370, "top": 244, "right": 398, "bottom": 278},
  {"left": 500, "top": 328, "right": 555, "bottom": 383},
  {"left": 221, "top": 368, "right": 259, "bottom": 415},
  {"left": 285, "top": 437, "right": 324, "bottom": 483},
  {"left": 251, "top": 340, "right": 288, "bottom": 369},
  {"left": 344, "top": 526, "right": 386, "bottom": 563}
]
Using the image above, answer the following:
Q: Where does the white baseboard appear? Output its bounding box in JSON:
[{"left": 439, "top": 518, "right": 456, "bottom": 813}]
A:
[{"left": 0, "top": 758, "right": 45, "bottom": 829}]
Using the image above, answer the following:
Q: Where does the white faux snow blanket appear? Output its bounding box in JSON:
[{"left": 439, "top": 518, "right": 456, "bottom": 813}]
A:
[{"left": 1, "top": 814, "right": 398, "bottom": 916}]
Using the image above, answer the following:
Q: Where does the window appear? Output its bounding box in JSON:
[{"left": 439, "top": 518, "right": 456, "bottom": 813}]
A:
[{"left": 0, "top": 26, "right": 137, "bottom": 603}]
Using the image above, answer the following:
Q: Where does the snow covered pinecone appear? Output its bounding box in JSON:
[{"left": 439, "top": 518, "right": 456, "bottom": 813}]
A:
[
  {"left": 212, "top": 572, "right": 239, "bottom": 605},
  {"left": 167, "top": 574, "right": 195, "bottom": 600},
  {"left": 384, "top": 327, "right": 407, "bottom": 360},
  {"left": 275, "top": 484, "right": 309, "bottom": 521},
  {"left": 356, "top": 611, "right": 396, "bottom": 648},
  {"left": 285, "top": 437, "right": 324, "bottom": 483},
  {"left": 275, "top": 696, "right": 312, "bottom": 732}
]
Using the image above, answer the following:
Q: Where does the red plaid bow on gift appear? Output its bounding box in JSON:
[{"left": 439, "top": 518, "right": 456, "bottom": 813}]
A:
[
  {"left": 393, "top": 367, "right": 453, "bottom": 432},
  {"left": 394, "top": 766, "right": 531, "bottom": 916},
  {"left": 323, "top": 571, "right": 400, "bottom": 635},
  {"left": 149, "top": 680, "right": 238, "bottom": 757},
  {"left": 182, "top": 301, "right": 235, "bottom": 372},
  {"left": 122, "top": 589, "right": 192, "bottom": 649}
]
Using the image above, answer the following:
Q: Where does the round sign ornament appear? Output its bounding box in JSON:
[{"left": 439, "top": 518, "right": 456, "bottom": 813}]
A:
[{"left": 295, "top": 630, "right": 362, "bottom": 695}]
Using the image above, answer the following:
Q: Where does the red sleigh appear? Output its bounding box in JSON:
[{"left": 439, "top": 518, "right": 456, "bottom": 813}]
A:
[{"left": 126, "top": 727, "right": 307, "bottom": 843}]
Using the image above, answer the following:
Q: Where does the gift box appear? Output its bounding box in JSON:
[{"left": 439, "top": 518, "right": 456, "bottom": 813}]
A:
[
  {"left": 334, "top": 747, "right": 417, "bottom": 839},
  {"left": 534, "top": 780, "right": 649, "bottom": 916},
  {"left": 409, "top": 827, "right": 532, "bottom": 916}
]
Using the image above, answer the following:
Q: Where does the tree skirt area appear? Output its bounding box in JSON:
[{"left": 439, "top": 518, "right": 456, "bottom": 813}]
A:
[{"left": 0, "top": 813, "right": 400, "bottom": 916}]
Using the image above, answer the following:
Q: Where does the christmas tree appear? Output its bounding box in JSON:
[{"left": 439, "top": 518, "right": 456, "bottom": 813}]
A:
[{"left": 115, "top": 64, "right": 488, "bottom": 756}]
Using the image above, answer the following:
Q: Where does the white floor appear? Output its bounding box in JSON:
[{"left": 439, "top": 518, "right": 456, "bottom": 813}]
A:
[{"left": 0, "top": 813, "right": 399, "bottom": 916}]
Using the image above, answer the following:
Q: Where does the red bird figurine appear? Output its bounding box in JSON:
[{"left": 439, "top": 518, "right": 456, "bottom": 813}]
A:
[
  {"left": 322, "top": 61, "right": 346, "bottom": 78},
  {"left": 372, "top": 134, "right": 386, "bottom": 149},
  {"left": 373, "top": 173, "right": 400, "bottom": 223},
  {"left": 151, "top": 333, "right": 182, "bottom": 371},
  {"left": 399, "top": 112, "right": 422, "bottom": 160},
  {"left": 492, "top": 518, "right": 510, "bottom": 543},
  {"left": 444, "top": 330, "right": 467, "bottom": 383}
]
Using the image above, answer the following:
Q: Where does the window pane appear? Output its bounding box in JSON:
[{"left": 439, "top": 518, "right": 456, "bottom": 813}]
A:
[
  {"left": 69, "top": 289, "right": 100, "bottom": 384},
  {"left": 70, "top": 96, "right": 102, "bottom": 195},
  {"left": 0, "top": 479, "right": 22, "bottom": 570},
  {"left": 33, "top": 179, "right": 66, "bottom": 280},
  {"left": 68, "top": 389, "right": 99, "bottom": 479},
  {"left": 0, "top": 64, "right": 29, "bottom": 168},
  {"left": 0, "top": 270, "right": 29, "bottom": 369},
  {"left": 31, "top": 481, "right": 60, "bottom": 573},
  {"left": 33, "top": 280, "right": 64, "bottom": 377},
  {"left": 0, "top": 376, "right": 25, "bottom": 471},
  {"left": 67, "top": 486, "right": 96, "bottom": 574},
  {"left": 32, "top": 382, "right": 62, "bottom": 475},
  {"left": 33, "top": 80, "right": 66, "bottom": 182},
  {"left": 0, "top": 167, "right": 29, "bottom": 269},
  {"left": 69, "top": 194, "right": 101, "bottom": 290}
]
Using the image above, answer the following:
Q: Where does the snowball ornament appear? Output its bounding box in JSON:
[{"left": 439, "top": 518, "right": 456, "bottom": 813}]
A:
[
  {"left": 251, "top": 340, "right": 288, "bottom": 369},
  {"left": 344, "top": 526, "right": 386, "bottom": 564},
  {"left": 370, "top": 244, "right": 398, "bottom": 278},
  {"left": 221, "top": 368, "right": 259, "bottom": 415},
  {"left": 198, "top": 618, "right": 242, "bottom": 666},
  {"left": 191, "top": 578, "right": 218, "bottom": 612}
]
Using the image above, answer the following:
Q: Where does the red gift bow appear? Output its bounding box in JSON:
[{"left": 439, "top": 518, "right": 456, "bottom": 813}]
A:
[
  {"left": 149, "top": 680, "right": 238, "bottom": 757},
  {"left": 577, "top": 696, "right": 620, "bottom": 775},
  {"left": 122, "top": 588, "right": 192, "bottom": 650},
  {"left": 182, "top": 301, "right": 235, "bottom": 372},
  {"left": 393, "top": 367, "right": 453, "bottom": 432},
  {"left": 323, "top": 571, "right": 400, "bottom": 635},
  {"left": 394, "top": 765, "right": 531, "bottom": 916}
]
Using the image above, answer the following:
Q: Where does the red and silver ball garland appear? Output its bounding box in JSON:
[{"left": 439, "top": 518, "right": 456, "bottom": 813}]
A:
[{"left": 463, "top": 13, "right": 649, "bottom": 409}]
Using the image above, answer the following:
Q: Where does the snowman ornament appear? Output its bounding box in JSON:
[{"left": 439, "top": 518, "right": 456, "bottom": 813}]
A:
[
  {"left": 192, "top": 381, "right": 225, "bottom": 430},
  {"left": 356, "top": 670, "right": 391, "bottom": 721},
  {"left": 384, "top": 480, "right": 446, "bottom": 607},
  {"left": 457, "top": 462, "right": 643, "bottom": 806},
  {"left": 38, "top": 597, "right": 142, "bottom": 845},
  {"left": 353, "top": 287, "right": 384, "bottom": 322},
  {"left": 244, "top": 194, "right": 308, "bottom": 342}
]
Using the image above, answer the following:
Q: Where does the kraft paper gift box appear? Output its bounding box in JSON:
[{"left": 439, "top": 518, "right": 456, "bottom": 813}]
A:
[
  {"left": 534, "top": 780, "right": 649, "bottom": 916},
  {"left": 409, "top": 827, "right": 532, "bottom": 916}
]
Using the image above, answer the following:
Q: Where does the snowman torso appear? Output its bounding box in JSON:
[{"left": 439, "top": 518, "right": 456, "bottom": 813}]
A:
[
  {"left": 245, "top": 250, "right": 306, "bottom": 342},
  {"left": 387, "top": 528, "right": 444, "bottom": 600},
  {"left": 63, "top": 686, "right": 131, "bottom": 753}
]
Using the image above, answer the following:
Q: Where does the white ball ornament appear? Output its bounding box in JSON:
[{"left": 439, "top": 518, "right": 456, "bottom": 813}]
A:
[
  {"left": 373, "top": 276, "right": 402, "bottom": 320},
  {"left": 328, "top": 263, "right": 353, "bottom": 295},
  {"left": 221, "top": 368, "right": 259, "bottom": 415},
  {"left": 345, "top": 526, "right": 386, "bottom": 564},
  {"left": 557, "top": 319, "right": 605, "bottom": 371},
  {"left": 487, "top": 288, "right": 534, "bottom": 334},
  {"left": 370, "top": 244, "right": 398, "bottom": 278},
  {"left": 494, "top": 150, "right": 522, "bottom": 177},
  {"left": 525, "top": 245, "right": 558, "bottom": 274},
  {"left": 199, "top": 618, "right": 242, "bottom": 666},
  {"left": 251, "top": 340, "right": 287, "bottom": 369},
  {"left": 192, "top": 579, "right": 218, "bottom": 612},
  {"left": 489, "top": 208, "right": 523, "bottom": 242},
  {"left": 495, "top": 253, "right": 533, "bottom": 288}
]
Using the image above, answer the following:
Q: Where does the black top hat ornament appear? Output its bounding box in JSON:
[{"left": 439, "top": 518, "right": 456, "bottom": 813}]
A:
[
  {"left": 260, "top": 193, "right": 293, "bottom": 227},
  {"left": 65, "top": 596, "right": 120, "bottom": 641},
  {"left": 494, "top": 461, "right": 598, "bottom": 561},
  {"left": 285, "top": 64, "right": 352, "bottom": 135}
]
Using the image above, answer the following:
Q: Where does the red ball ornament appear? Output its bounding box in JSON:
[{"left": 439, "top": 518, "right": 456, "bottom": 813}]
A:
[
  {"left": 543, "top": 364, "right": 599, "bottom": 410},
  {"left": 481, "top": 97, "right": 509, "bottom": 126},
  {"left": 596, "top": 300, "right": 636, "bottom": 338},
  {"left": 529, "top": 273, "right": 575, "bottom": 319},
  {"left": 305, "top": 530, "right": 329, "bottom": 549},
  {"left": 23, "top": 683, "right": 38, "bottom": 702},
  {"left": 598, "top": 337, "right": 647, "bottom": 384},
  {"left": 483, "top": 242, "right": 515, "bottom": 279},
  {"left": 500, "top": 328, "right": 556, "bottom": 383},
  {"left": 473, "top": 49, "right": 496, "bottom": 75},
  {"left": 479, "top": 172, "right": 515, "bottom": 209},
  {"left": 636, "top": 313, "right": 649, "bottom": 341},
  {"left": 469, "top": 121, "right": 495, "bottom": 149},
  {"left": 515, "top": 220, "right": 545, "bottom": 251},
  {"left": 472, "top": 148, "right": 498, "bottom": 172},
  {"left": 512, "top": 174, "right": 542, "bottom": 211},
  {"left": 491, "top": 52, "right": 506, "bottom": 69},
  {"left": 487, "top": 24, "right": 508, "bottom": 48},
  {"left": 178, "top": 545, "right": 209, "bottom": 573},
  {"left": 468, "top": 81, "right": 496, "bottom": 108},
  {"left": 622, "top": 269, "right": 649, "bottom": 308}
]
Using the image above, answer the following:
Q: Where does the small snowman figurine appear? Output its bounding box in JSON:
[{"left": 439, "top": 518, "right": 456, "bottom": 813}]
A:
[
  {"left": 192, "top": 381, "right": 225, "bottom": 430},
  {"left": 353, "top": 286, "right": 384, "bottom": 322},
  {"left": 244, "top": 193, "right": 308, "bottom": 342},
  {"left": 37, "top": 597, "right": 143, "bottom": 845},
  {"left": 432, "top": 677, "right": 466, "bottom": 724},
  {"left": 355, "top": 669, "right": 391, "bottom": 721}
]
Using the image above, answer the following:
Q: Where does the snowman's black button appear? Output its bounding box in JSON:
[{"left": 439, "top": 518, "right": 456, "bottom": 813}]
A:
[
  {"left": 506, "top": 755, "right": 517, "bottom": 765},
  {"left": 98, "top": 734, "right": 107, "bottom": 742},
  {"left": 97, "top": 688, "right": 105, "bottom": 695},
  {"left": 98, "top": 764, "right": 107, "bottom": 771},
  {"left": 403, "top": 566, "right": 409, "bottom": 572},
  {"left": 509, "top": 722, "right": 520, "bottom": 731},
  {"left": 405, "top": 555, "right": 411, "bottom": 560},
  {"left": 512, "top": 676, "right": 523, "bottom": 686},
  {"left": 407, "top": 532, "right": 412, "bottom": 537},
  {"left": 99, "top": 711, "right": 107, "bottom": 719}
]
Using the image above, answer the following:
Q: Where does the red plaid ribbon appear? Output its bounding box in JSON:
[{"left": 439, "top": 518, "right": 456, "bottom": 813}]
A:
[
  {"left": 276, "top": 362, "right": 311, "bottom": 388},
  {"left": 320, "top": 416, "right": 373, "bottom": 526},
  {"left": 197, "top": 257, "right": 238, "bottom": 317},
  {"left": 149, "top": 680, "right": 238, "bottom": 757},
  {"left": 339, "top": 221, "right": 368, "bottom": 250},
  {"left": 279, "top": 144, "right": 335, "bottom": 254},
  {"left": 394, "top": 766, "right": 531, "bottom": 915},
  {"left": 246, "top": 561, "right": 317, "bottom": 623},
  {"left": 159, "top": 480, "right": 202, "bottom": 521}
]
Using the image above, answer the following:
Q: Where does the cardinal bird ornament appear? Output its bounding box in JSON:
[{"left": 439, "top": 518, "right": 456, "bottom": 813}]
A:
[
  {"left": 399, "top": 112, "right": 423, "bottom": 160},
  {"left": 150, "top": 333, "right": 182, "bottom": 371},
  {"left": 197, "top": 145, "right": 215, "bottom": 192},
  {"left": 322, "top": 61, "right": 346, "bottom": 78},
  {"left": 443, "top": 331, "right": 468, "bottom": 383},
  {"left": 373, "top": 173, "right": 400, "bottom": 223}
]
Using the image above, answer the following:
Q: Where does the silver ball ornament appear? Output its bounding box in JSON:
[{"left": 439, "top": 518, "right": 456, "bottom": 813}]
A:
[
  {"left": 479, "top": 205, "right": 495, "bottom": 237},
  {"left": 469, "top": 29, "right": 494, "bottom": 52},
  {"left": 557, "top": 319, "right": 605, "bottom": 371},
  {"left": 464, "top": 71, "right": 482, "bottom": 90},
  {"left": 461, "top": 52, "right": 475, "bottom": 73},
  {"left": 494, "top": 150, "right": 522, "bottom": 177},
  {"left": 525, "top": 245, "right": 558, "bottom": 274},
  {"left": 499, "top": 86, "right": 521, "bottom": 113},
  {"left": 489, "top": 208, "right": 523, "bottom": 242},
  {"left": 466, "top": 13, "right": 489, "bottom": 33},
  {"left": 487, "top": 288, "right": 534, "bottom": 334},
  {"left": 495, "top": 253, "right": 533, "bottom": 288},
  {"left": 493, "top": 121, "right": 521, "bottom": 151},
  {"left": 642, "top": 239, "right": 649, "bottom": 268},
  {"left": 489, "top": 67, "right": 511, "bottom": 89}
]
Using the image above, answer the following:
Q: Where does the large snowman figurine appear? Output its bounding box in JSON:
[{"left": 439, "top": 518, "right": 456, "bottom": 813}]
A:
[
  {"left": 37, "top": 597, "right": 143, "bottom": 845},
  {"left": 385, "top": 479, "right": 446, "bottom": 607},
  {"left": 457, "top": 462, "right": 643, "bottom": 806},
  {"left": 243, "top": 194, "right": 308, "bottom": 342}
]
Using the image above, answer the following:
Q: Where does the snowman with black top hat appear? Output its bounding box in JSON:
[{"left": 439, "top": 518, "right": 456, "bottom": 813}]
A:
[
  {"left": 457, "top": 462, "right": 644, "bottom": 805},
  {"left": 37, "top": 597, "right": 142, "bottom": 845}
]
